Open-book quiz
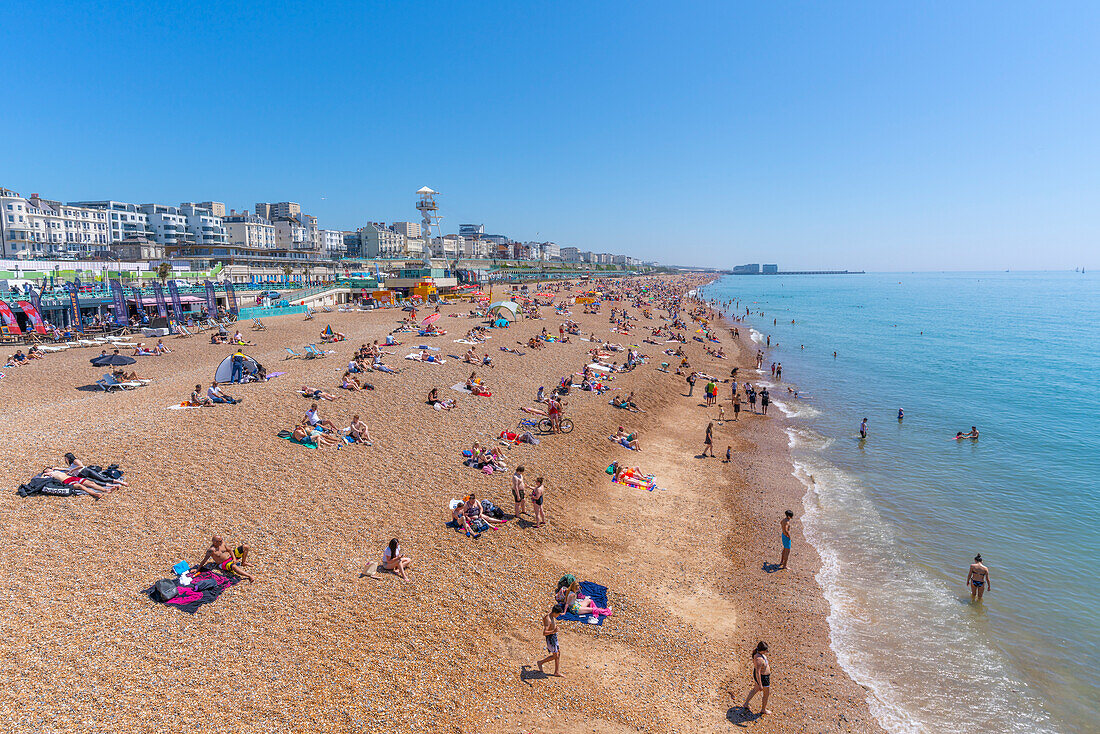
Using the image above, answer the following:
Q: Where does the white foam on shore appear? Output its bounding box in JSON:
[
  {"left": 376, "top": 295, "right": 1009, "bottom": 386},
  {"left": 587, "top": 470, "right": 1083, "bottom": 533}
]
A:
[
  {"left": 749, "top": 328, "right": 765, "bottom": 345},
  {"left": 771, "top": 398, "right": 821, "bottom": 419},
  {"left": 788, "top": 429, "right": 1058, "bottom": 734}
]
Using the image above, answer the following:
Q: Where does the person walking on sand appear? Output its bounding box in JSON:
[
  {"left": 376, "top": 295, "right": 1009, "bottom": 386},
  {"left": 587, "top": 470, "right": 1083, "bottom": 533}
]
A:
[
  {"left": 734, "top": 641, "right": 772, "bottom": 715},
  {"left": 536, "top": 603, "right": 563, "bottom": 676},
  {"left": 687, "top": 371, "right": 697, "bottom": 397},
  {"left": 966, "top": 554, "right": 991, "bottom": 601},
  {"left": 512, "top": 466, "right": 527, "bottom": 519},
  {"left": 702, "top": 421, "right": 716, "bottom": 457},
  {"left": 779, "top": 510, "right": 794, "bottom": 569}
]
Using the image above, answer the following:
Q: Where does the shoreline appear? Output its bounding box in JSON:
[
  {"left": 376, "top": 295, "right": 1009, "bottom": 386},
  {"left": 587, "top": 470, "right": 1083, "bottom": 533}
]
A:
[{"left": 0, "top": 275, "right": 882, "bottom": 733}]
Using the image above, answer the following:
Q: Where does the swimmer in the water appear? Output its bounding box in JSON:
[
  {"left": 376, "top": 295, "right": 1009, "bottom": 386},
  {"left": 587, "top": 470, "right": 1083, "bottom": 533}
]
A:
[
  {"left": 898, "top": 408, "right": 904, "bottom": 421},
  {"left": 859, "top": 418, "right": 868, "bottom": 439}
]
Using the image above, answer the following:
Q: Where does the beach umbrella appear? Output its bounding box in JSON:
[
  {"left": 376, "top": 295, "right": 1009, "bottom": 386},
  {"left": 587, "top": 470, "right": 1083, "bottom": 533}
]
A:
[
  {"left": 91, "top": 354, "right": 136, "bottom": 366},
  {"left": 421, "top": 313, "right": 440, "bottom": 326}
]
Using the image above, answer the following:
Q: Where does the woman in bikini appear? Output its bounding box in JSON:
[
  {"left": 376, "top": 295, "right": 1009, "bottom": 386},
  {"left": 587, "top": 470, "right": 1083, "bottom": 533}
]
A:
[
  {"left": 966, "top": 554, "right": 991, "bottom": 601},
  {"left": 739, "top": 641, "right": 772, "bottom": 715},
  {"left": 530, "top": 477, "right": 546, "bottom": 527},
  {"left": 554, "top": 579, "right": 610, "bottom": 617}
]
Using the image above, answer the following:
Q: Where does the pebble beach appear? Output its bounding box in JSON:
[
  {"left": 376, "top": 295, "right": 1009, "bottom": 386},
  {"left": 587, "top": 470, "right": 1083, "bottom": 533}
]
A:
[{"left": 0, "top": 275, "right": 882, "bottom": 733}]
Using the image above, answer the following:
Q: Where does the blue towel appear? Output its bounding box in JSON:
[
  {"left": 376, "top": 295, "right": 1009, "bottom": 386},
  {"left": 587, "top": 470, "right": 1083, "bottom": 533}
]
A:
[{"left": 557, "top": 581, "right": 608, "bottom": 625}]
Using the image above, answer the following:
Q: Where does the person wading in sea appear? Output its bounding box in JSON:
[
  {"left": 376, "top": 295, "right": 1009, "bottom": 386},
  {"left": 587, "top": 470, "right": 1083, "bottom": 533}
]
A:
[{"left": 966, "top": 554, "right": 991, "bottom": 601}]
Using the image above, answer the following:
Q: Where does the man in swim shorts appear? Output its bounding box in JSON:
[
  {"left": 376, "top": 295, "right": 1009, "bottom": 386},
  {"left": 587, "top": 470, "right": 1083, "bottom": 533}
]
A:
[
  {"left": 536, "top": 603, "right": 563, "bottom": 676},
  {"left": 197, "top": 535, "right": 255, "bottom": 582},
  {"left": 779, "top": 510, "right": 793, "bottom": 569},
  {"left": 859, "top": 417, "right": 868, "bottom": 439}
]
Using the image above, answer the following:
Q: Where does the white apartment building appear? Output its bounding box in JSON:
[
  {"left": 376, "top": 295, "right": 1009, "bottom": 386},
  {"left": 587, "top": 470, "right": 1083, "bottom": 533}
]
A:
[
  {"left": 0, "top": 190, "right": 110, "bottom": 256},
  {"left": 141, "top": 204, "right": 191, "bottom": 246},
  {"left": 70, "top": 200, "right": 153, "bottom": 244},
  {"left": 180, "top": 203, "right": 229, "bottom": 248},
  {"left": 224, "top": 210, "right": 277, "bottom": 249},
  {"left": 195, "top": 201, "right": 226, "bottom": 217},
  {"left": 319, "top": 229, "right": 346, "bottom": 259},
  {"left": 404, "top": 237, "right": 425, "bottom": 257},
  {"left": 539, "top": 241, "right": 561, "bottom": 261},
  {"left": 274, "top": 217, "right": 310, "bottom": 251},
  {"left": 559, "top": 246, "right": 581, "bottom": 262},
  {"left": 431, "top": 235, "right": 462, "bottom": 259},
  {"left": 358, "top": 223, "right": 407, "bottom": 258},
  {"left": 390, "top": 221, "right": 421, "bottom": 238}
]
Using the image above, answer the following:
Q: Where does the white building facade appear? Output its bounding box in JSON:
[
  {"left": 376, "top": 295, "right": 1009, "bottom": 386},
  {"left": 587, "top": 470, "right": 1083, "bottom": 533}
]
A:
[
  {"left": 180, "top": 203, "right": 229, "bottom": 248},
  {"left": 359, "top": 223, "right": 407, "bottom": 258},
  {"left": 319, "top": 229, "right": 346, "bottom": 259},
  {"left": 0, "top": 190, "right": 110, "bottom": 256},
  {"left": 224, "top": 211, "right": 277, "bottom": 249}
]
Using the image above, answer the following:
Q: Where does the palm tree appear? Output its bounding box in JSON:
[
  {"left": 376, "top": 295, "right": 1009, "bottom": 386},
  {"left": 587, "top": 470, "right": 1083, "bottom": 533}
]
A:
[{"left": 156, "top": 261, "right": 171, "bottom": 284}]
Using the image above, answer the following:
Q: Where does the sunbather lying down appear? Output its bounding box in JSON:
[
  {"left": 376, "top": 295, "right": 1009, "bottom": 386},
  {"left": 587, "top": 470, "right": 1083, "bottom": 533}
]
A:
[
  {"left": 300, "top": 385, "right": 338, "bottom": 401},
  {"left": 37, "top": 467, "right": 120, "bottom": 500},
  {"left": 292, "top": 422, "right": 342, "bottom": 448}
]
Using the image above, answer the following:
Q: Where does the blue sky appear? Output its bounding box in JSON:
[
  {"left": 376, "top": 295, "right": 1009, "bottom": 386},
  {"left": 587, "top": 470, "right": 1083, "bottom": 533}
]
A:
[{"left": 3, "top": 1, "right": 1098, "bottom": 270}]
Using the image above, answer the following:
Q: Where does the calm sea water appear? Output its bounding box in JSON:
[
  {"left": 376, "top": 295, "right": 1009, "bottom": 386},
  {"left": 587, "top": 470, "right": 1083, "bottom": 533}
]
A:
[{"left": 701, "top": 272, "right": 1099, "bottom": 734}]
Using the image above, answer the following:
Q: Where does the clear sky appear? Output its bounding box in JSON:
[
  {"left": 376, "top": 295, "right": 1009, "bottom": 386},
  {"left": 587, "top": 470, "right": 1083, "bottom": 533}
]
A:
[{"left": 3, "top": 1, "right": 1098, "bottom": 270}]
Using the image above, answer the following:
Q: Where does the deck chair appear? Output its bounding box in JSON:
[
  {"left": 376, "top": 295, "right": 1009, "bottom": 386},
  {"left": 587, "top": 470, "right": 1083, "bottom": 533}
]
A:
[
  {"left": 252, "top": 319, "right": 267, "bottom": 331},
  {"left": 305, "top": 344, "right": 326, "bottom": 358},
  {"left": 96, "top": 373, "right": 141, "bottom": 391},
  {"left": 174, "top": 324, "right": 193, "bottom": 338},
  {"left": 285, "top": 347, "right": 304, "bottom": 359}
]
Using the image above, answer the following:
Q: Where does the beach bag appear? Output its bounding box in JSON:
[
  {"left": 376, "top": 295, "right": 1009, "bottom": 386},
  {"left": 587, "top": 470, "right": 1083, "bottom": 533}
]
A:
[
  {"left": 482, "top": 465, "right": 494, "bottom": 475},
  {"left": 277, "top": 429, "right": 293, "bottom": 439},
  {"left": 154, "top": 579, "right": 178, "bottom": 601}
]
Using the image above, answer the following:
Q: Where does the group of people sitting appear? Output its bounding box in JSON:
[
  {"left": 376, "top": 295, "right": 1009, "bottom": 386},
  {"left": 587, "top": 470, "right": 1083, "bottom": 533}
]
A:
[
  {"left": 189, "top": 382, "right": 241, "bottom": 406},
  {"left": 133, "top": 339, "right": 172, "bottom": 355},
  {"left": 463, "top": 326, "right": 489, "bottom": 343},
  {"left": 450, "top": 492, "right": 508, "bottom": 537},
  {"left": 320, "top": 329, "right": 346, "bottom": 343},
  {"left": 210, "top": 330, "right": 253, "bottom": 346},
  {"left": 609, "top": 390, "right": 642, "bottom": 412},
  {"left": 554, "top": 574, "right": 612, "bottom": 617},
  {"left": 464, "top": 371, "right": 491, "bottom": 396},
  {"left": 4, "top": 347, "right": 43, "bottom": 366},
  {"left": 289, "top": 403, "right": 372, "bottom": 448},
  {"left": 346, "top": 342, "right": 399, "bottom": 374},
  {"left": 463, "top": 441, "right": 508, "bottom": 474},
  {"left": 463, "top": 346, "right": 493, "bottom": 367}
]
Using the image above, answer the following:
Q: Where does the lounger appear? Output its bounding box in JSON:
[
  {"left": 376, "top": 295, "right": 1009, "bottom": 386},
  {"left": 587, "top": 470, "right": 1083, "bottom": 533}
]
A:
[
  {"left": 95, "top": 373, "right": 141, "bottom": 391},
  {"left": 174, "top": 325, "right": 193, "bottom": 338},
  {"left": 285, "top": 347, "right": 304, "bottom": 359},
  {"left": 252, "top": 319, "right": 267, "bottom": 331},
  {"left": 304, "top": 344, "right": 327, "bottom": 358}
]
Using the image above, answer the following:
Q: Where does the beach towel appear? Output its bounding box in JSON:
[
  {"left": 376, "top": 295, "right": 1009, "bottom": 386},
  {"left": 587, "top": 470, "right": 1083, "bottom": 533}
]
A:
[
  {"left": 145, "top": 569, "right": 239, "bottom": 614},
  {"left": 166, "top": 403, "right": 203, "bottom": 410},
  {"left": 451, "top": 383, "right": 491, "bottom": 397},
  {"left": 557, "top": 581, "right": 608, "bottom": 625},
  {"left": 587, "top": 363, "right": 612, "bottom": 372},
  {"left": 453, "top": 339, "right": 484, "bottom": 345},
  {"left": 266, "top": 371, "right": 287, "bottom": 379},
  {"left": 405, "top": 353, "right": 447, "bottom": 364}
]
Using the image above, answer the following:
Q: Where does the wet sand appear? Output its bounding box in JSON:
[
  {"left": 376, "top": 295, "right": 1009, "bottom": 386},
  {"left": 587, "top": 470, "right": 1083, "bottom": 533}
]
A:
[{"left": 0, "top": 277, "right": 881, "bottom": 733}]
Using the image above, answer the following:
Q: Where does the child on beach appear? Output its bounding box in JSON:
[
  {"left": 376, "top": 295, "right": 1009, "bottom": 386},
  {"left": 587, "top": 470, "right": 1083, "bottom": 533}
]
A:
[
  {"left": 537, "top": 604, "right": 563, "bottom": 676},
  {"left": 724, "top": 445, "right": 732, "bottom": 463}
]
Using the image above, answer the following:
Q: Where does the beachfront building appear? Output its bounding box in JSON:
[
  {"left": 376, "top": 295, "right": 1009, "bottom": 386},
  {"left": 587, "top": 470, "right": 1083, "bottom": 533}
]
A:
[
  {"left": 390, "top": 221, "right": 421, "bottom": 238},
  {"left": 319, "top": 228, "right": 346, "bottom": 259},
  {"left": 255, "top": 201, "right": 300, "bottom": 220},
  {"left": 358, "top": 222, "right": 407, "bottom": 258},
  {"left": 0, "top": 191, "right": 111, "bottom": 257},
  {"left": 539, "top": 241, "right": 561, "bottom": 261},
  {"left": 108, "top": 235, "right": 164, "bottom": 261},
  {"left": 141, "top": 204, "right": 192, "bottom": 248},
  {"left": 560, "top": 246, "right": 581, "bottom": 262},
  {"left": 195, "top": 201, "right": 226, "bottom": 217},
  {"left": 405, "top": 237, "right": 426, "bottom": 258},
  {"left": 70, "top": 201, "right": 153, "bottom": 244},
  {"left": 180, "top": 203, "right": 229, "bottom": 249},
  {"left": 459, "top": 223, "right": 484, "bottom": 238},
  {"left": 224, "top": 210, "right": 277, "bottom": 250}
]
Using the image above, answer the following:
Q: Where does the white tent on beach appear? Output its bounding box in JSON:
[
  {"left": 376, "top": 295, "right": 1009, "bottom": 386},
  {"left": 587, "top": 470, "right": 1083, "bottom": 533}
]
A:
[
  {"left": 213, "top": 353, "right": 259, "bottom": 383},
  {"left": 487, "top": 301, "right": 519, "bottom": 321}
]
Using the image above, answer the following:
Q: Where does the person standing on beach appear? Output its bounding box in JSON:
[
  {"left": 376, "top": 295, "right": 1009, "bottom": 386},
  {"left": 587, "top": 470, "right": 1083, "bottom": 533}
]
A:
[
  {"left": 733, "top": 392, "right": 741, "bottom": 421},
  {"left": 687, "top": 372, "right": 697, "bottom": 397},
  {"left": 779, "top": 510, "right": 793, "bottom": 569},
  {"left": 736, "top": 641, "right": 772, "bottom": 715},
  {"left": 512, "top": 466, "right": 527, "bottom": 519},
  {"left": 859, "top": 417, "right": 868, "bottom": 439},
  {"left": 966, "top": 554, "right": 991, "bottom": 601},
  {"left": 702, "top": 421, "right": 716, "bottom": 457},
  {"left": 760, "top": 388, "right": 770, "bottom": 416},
  {"left": 776, "top": 363, "right": 782, "bottom": 380},
  {"left": 536, "top": 603, "right": 563, "bottom": 676},
  {"left": 530, "top": 477, "right": 546, "bottom": 527}
]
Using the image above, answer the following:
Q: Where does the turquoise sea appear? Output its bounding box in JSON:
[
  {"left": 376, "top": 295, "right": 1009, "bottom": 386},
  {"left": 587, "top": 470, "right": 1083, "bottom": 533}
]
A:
[{"left": 701, "top": 272, "right": 1098, "bottom": 734}]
